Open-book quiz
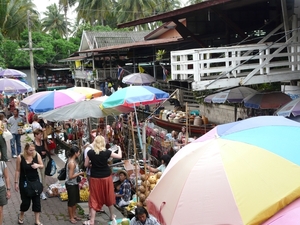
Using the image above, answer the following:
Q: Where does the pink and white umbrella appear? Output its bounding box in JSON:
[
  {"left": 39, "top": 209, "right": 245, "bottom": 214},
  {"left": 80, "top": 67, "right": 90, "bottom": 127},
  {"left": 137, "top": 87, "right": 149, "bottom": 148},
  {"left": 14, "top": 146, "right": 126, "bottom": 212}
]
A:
[{"left": 23, "top": 90, "right": 85, "bottom": 113}]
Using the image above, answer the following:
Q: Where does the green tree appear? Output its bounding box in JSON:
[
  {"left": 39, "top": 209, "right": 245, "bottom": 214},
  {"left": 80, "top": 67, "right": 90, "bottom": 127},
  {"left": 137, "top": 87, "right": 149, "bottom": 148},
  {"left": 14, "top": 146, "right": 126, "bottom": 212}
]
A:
[
  {"left": 186, "top": 0, "right": 205, "bottom": 6},
  {"left": 41, "top": 4, "right": 70, "bottom": 38},
  {"left": 59, "top": 0, "right": 78, "bottom": 39},
  {"left": 154, "top": 0, "right": 181, "bottom": 14},
  {"left": 76, "top": 0, "right": 114, "bottom": 26},
  {"left": 0, "top": 0, "right": 39, "bottom": 39},
  {"left": 116, "top": 0, "right": 156, "bottom": 30}
]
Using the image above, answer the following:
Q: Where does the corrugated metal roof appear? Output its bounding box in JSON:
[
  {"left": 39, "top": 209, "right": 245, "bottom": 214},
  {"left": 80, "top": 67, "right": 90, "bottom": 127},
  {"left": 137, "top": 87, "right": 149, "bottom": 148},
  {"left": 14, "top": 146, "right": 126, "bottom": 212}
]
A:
[
  {"left": 94, "top": 36, "right": 134, "bottom": 48},
  {"left": 117, "top": 0, "right": 265, "bottom": 28},
  {"left": 79, "top": 37, "right": 182, "bottom": 54}
]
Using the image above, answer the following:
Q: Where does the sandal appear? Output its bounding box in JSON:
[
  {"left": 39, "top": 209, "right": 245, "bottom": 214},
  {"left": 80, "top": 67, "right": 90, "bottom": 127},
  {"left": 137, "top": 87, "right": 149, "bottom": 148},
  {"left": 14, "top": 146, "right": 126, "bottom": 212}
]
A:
[
  {"left": 34, "top": 223, "right": 43, "bottom": 225},
  {"left": 82, "top": 220, "right": 93, "bottom": 225},
  {"left": 69, "top": 219, "right": 77, "bottom": 224},
  {"left": 74, "top": 216, "right": 82, "bottom": 221},
  {"left": 18, "top": 214, "right": 24, "bottom": 224}
]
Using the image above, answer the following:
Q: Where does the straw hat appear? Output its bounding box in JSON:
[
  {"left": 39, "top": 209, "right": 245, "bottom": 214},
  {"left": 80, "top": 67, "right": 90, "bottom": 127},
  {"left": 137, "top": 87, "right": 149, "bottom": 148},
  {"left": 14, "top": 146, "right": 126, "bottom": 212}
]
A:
[{"left": 117, "top": 170, "right": 128, "bottom": 179}]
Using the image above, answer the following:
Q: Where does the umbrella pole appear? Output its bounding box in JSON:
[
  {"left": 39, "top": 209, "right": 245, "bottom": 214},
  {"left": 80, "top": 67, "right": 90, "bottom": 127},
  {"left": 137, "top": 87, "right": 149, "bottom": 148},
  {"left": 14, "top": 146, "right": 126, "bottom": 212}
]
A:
[{"left": 130, "top": 112, "right": 139, "bottom": 202}]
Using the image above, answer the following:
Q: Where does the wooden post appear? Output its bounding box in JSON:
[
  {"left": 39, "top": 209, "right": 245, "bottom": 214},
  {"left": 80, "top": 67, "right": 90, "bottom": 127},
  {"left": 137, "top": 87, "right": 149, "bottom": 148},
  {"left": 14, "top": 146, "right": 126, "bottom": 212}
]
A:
[
  {"left": 130, "top": 112, "right": 139, "bottom": 202},
  {"left": 185, "top": 102, "right": 189, "bottom": 145}
]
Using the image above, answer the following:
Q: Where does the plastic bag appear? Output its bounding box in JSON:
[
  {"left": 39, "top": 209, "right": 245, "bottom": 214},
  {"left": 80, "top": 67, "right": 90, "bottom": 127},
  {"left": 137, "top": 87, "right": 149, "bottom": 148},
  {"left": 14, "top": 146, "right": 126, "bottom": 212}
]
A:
[{"left": 3, "top": 130, "right": 13, "bottom": 141}]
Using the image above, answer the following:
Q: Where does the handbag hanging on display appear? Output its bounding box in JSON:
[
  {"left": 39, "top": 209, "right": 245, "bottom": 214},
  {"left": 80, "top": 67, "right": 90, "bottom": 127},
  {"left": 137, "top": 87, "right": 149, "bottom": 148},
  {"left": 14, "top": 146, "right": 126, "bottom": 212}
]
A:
[{"left": 44, "top": 153, "right": 57, "bottom": 176}]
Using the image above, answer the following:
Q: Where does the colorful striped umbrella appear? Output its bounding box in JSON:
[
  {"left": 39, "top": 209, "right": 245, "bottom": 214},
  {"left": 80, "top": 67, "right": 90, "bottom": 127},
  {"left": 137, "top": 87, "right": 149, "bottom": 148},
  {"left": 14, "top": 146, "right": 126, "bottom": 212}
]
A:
[
  {"left": 101, "top": 85, "right": 169, "bottom": 108},
  {"left": 67, "top": 87, "right": 102, "bottom": 99},
  {"left": 147, "top": 116, "right": 300, "bottom": 225},
  {"left": 28, "top": 90, "right": 85, "bottom": 113}
]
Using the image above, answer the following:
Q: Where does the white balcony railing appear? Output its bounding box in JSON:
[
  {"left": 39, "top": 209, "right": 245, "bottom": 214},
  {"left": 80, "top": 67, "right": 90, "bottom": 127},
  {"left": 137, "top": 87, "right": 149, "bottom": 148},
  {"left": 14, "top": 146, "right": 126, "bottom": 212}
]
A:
[{"left": 171, "top": 41, "right": 300, "bottom": 90}]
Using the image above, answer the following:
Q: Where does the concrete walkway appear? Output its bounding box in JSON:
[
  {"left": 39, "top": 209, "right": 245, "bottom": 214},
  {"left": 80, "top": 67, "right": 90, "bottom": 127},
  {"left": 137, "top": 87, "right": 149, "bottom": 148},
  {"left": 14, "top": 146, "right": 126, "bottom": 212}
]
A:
[{"left": 3, "top": 134, "right": 124, "bottom": 225}]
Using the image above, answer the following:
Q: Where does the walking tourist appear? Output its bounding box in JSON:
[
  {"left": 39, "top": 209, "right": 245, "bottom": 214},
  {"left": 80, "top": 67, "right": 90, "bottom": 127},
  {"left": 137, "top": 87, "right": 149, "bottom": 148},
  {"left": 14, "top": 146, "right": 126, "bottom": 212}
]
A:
[
  {"left": 14, "top": 142, "right": 44, "bottom": 225},
  {"left": 65, "top": 145, "right": 84, "bottom": 224},
  {"left": 33, "top": 129, "right": 49, "bottom": 200},
  {"left": 82, "top": 135, "right": 122, "bottom": 225},
  {"left": 7, "top": 108, "right": 23, "bottom": 158},
  {"left": 0, "top": 152, "right": 11, "bottom": 225}
]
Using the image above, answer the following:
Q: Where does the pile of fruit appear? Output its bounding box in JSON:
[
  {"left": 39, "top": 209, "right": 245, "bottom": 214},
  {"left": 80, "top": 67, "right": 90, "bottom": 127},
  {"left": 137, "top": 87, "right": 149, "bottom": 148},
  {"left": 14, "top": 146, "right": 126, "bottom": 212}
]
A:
[
  {"left": 59, "top": 177, "right": 90, "bottom": 202},
  {"left": 60, "top": 192, "right": 68, "bottom": 201},
  {"left": 135, "top": 172, "right": 162, "bottom": 207}
]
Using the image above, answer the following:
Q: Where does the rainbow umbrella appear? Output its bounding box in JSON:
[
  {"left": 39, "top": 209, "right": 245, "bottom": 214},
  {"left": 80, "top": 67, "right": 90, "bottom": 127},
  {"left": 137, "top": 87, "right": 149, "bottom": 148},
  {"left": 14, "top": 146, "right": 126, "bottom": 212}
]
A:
[
  {"left": 39, "top": 96, "right": 132, "bottom": 121},
  {"left": 147, "top": 116, "right": 300, "bottom": 225},
  {"left": 101, "top": 85, "right": 169, "bottom": 108},
  {"left": 28, "top": 90, "right": 85, "bottom": 113},
  {"left": 262, "top": 198, "right": 300, "bottom": 225},
  {"left": 67, "top": 87, "right": 102, "bottom": 99}
]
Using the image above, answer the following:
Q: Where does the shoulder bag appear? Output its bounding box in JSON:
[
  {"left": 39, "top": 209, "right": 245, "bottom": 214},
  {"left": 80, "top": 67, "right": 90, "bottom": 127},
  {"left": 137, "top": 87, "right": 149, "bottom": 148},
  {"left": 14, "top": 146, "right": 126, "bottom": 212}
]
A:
[
  {"left": 21, "top": 155, "right": 43, "bottom": 197},
  {"left": 57, "top": 160, "right": 68, "bottom": 181}
]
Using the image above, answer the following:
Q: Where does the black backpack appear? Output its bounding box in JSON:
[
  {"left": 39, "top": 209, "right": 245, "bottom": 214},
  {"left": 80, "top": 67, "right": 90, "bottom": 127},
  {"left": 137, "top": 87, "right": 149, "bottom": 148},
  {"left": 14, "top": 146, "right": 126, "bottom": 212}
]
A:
[{"left": 57, "top": 161, "right": 67, "bottom": 181}]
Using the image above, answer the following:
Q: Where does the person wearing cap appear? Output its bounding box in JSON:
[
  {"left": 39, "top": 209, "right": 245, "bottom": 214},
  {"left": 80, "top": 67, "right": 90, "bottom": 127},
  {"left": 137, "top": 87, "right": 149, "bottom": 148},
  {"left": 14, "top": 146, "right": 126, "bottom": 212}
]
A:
[{"left": 115, "top": 170, "right": 131, "bottom": 207}]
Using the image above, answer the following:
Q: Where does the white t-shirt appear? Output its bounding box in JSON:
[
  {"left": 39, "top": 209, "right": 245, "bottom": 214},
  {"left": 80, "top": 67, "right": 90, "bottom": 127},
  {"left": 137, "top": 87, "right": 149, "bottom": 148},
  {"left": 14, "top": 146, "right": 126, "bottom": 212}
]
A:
[
  {"left": 32, "top": 121, "right": 42, "bottom": 130},
  {"left": 84, "top": 145, "right": 92, "bottom": 175}
]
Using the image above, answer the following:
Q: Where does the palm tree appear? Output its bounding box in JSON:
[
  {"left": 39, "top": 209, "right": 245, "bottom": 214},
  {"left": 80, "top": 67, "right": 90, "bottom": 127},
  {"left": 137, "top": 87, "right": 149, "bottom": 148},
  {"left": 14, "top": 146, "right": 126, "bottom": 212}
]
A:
[
  {"left": 116, "top": 0, "right": 156, "bottom": 30},
  {"left": 76, "top": 0, "right": 114, "bottom": 26},
  {"left": 0, "top": 0, "right": 39, "bottom": 39},
  {"left": 59, "top": 0, "right": 77, "bottom": 39},
  {"left": 186, "top": 0, "right": 205, "bottom": 6},
  {"left": 154, "top": 0, "right": 181, "bottom": 14},
  {"left": 41, "top": 4, "right": 70, "bottom": 38}
]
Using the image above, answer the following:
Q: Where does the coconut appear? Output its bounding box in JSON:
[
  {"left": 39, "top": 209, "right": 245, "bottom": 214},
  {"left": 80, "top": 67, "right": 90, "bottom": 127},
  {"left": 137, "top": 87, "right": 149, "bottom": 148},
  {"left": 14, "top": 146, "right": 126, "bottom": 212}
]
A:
[
  {"left": 121, "top": 218, "right": 130, "bottom": 225},
  {"left": 156, "top": 172, "right": 162, "bottom": 179},
  {"left": 138, "top": 185, "right": 146, "bottom": 193},
  {"left": 139, "top": 193, "right": 146, "bottom": 202},
  {"left": 148, "top": 175, "right": 157, "bottom": 184}
]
